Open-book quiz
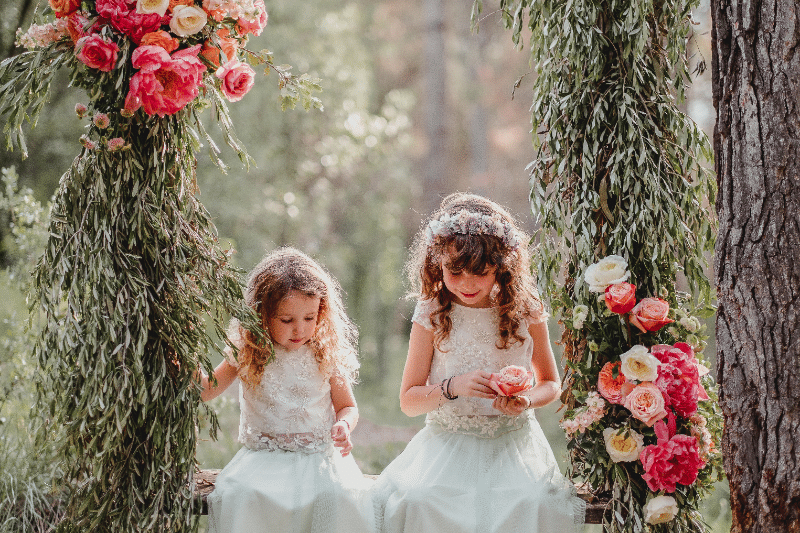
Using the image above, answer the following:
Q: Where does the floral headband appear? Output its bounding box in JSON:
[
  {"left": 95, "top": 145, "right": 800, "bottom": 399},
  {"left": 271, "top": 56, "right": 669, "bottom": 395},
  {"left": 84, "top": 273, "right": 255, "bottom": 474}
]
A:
[{"left": 424, "top": 209, "right": 522, "bottom": 250}]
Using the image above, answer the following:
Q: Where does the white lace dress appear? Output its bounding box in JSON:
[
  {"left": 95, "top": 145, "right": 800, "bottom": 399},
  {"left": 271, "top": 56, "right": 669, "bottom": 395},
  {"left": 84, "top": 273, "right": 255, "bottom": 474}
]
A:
[
  {"left": 372, "top": 299, "right": 585, "bottom": 533},
  {"left": 207, "top": 344, "right": 375, "bottom": 533}
]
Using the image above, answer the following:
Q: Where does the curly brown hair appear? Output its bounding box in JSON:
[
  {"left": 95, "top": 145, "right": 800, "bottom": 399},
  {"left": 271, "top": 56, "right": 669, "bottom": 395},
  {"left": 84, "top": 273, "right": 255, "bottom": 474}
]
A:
[
  {"left": 231, "top": 247, "right": 358, "bottom": 389},
  {"left": 405, "top": 193, "right": 544, "bottom": 350}
]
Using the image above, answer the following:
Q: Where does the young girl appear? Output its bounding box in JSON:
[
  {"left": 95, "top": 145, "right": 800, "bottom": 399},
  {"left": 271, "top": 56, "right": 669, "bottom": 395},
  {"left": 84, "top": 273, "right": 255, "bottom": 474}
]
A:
[
  {"left": 199, "top": 247, "right": 374, "bottom": 533},
  {"left": 373, "top": 193, "right": 585, "bottom": 532}
]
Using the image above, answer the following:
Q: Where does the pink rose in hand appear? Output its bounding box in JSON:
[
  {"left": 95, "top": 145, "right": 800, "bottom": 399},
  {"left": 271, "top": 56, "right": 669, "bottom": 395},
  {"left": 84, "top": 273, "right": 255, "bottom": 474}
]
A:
[
  {"left": 629, "top": 297, "right": 674, "bottom": 333},
  {"left": 488, "top": 365, "right": 533, "bottom": 396},
  {"left": 75, "top": 34, "right": 119, "bottom": 72},
  {"left": 216, "top": 60, "right": 256, "bottom": 102}
]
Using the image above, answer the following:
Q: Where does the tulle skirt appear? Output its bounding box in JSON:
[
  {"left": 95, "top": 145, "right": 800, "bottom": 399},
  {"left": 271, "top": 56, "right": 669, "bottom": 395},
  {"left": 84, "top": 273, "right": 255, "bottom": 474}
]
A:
[
  {"left": 208, "top": 444, "right": 375, "bottom": 533},
  {"left": 372, "top": 411, "right": 585, "bottom": 533}
]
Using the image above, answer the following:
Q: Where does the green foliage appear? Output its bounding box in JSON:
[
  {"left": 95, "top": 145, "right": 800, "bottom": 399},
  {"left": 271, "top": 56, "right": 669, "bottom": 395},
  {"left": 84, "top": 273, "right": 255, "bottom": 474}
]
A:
[{"left": 476, "top": 0, "right": 721, "bottom": 530}]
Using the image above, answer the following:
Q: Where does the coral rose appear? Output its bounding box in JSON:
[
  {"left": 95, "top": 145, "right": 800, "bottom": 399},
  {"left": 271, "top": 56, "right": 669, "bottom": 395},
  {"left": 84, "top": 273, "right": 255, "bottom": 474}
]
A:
[
  {"left": 488, "top": 365, "right": 533, "bottom": 396},
  {"left": 603, "top": 427, "right": 644, "bottom": 462},
  {"left": 216, "top": 60, "right": 256, "bottom": 102},
  {"left": 584, "top": 255, "right": 630, "bottom": 292},
  {"left": 623, "top": 382, "right": 667, "bottom": 426},
  {"left": 201, "top": 28, "right": 238, "bottom": 67},
  {"left": 644, "top": 495, "right": 679, "bottom": 524},
  {"left": 49, "top": 0, "right": 81, "bottom": 18},
  {"left": 629, "top": 297, "right": 674, "bottom": 333},
  {"left": 620, "top": 344, "right": 660, "bottom": 382},
  {"left": 140, "top": 30, "right": 180, "bottom": 53},
  {"left": 604, "top": 282, "right": 636, "bottom": 314},
  {"left": 76, "top": 34, "right": 119, "bottom": 72},
  {"left": 640, "top": 420, "right": 704, "bottom": 492},
  {"left": 597, "top": 361, "right": 627, "bottom": 404}
]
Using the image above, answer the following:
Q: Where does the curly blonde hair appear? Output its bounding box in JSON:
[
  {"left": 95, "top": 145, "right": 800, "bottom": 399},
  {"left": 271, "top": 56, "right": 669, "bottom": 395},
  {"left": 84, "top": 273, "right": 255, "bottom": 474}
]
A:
[
  {"left": 405, "top": 193, "right": 543, "bottom": 350},
  {"left": 232, "top": 247, "right": 358, "bottom": 388}
]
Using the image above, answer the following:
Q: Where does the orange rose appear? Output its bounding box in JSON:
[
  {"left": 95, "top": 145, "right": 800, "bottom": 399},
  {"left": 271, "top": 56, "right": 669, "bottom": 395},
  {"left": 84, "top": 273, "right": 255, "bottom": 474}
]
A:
[
  {"left": 604, "top": 282, "right": 636, "bottom": 314},
  {"left": 140, "top": 30, "right": 180, "bottom": 53},
  {"left": 200, "top": 28, "right": 237, "bottom": 67},
  {"left": 629, "top": 297, "right": 674, "bottom": 333},
  {"left": 49, "top": 0, "right": 80, "bottom": 18},
  {"left": 488, "top": 365, "right": 533, "bottom": 396},
  {"left": 597, "top": 361, "right": 627, "bottom": 404}
]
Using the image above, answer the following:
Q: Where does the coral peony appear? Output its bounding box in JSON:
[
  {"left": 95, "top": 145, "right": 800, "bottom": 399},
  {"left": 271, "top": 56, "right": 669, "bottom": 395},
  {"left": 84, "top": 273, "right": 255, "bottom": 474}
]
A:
[
  {"left": 605, "top": 282, "right": 637, "bottom": 314},
  {"left": 75, "top": 34, "right": 119, "bottom": 72},
  {"left": 623, "top": 382, "right": 667, "bottom": 426},
  {"left": 640, "top": 420, "right": 704, "bottom": 492},
  {"left": 629, "top": 297, "right": 674, "bottom": 333},
  {"left": 597, "top": 361, "right": 627, "bottom": 404}
]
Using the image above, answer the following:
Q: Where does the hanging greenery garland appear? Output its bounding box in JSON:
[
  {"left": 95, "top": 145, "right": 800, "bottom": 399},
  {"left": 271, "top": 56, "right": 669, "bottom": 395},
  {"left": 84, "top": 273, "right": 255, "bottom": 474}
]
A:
[
  {"left": 0, "top": 1, "right": 320, "bottom": 531},
  {"left": 474, "top": 0, "right": 723, "bottom": 530}
]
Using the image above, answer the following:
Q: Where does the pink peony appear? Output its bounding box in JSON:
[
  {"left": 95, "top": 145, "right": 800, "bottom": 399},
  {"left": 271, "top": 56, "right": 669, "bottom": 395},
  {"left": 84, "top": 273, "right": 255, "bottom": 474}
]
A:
[
  {"left": 96, "top": 0, "right": 163, "bottom": 44},
  {"left": 652, "top": 343, "right": 710, "bottom": 402},
  {"left": 597, "top": 361, "right": 627, "bottom": 404},
  {"left": 124, "top": 45, "right": 206, "bottom": 116},
  {"left": 640, "top": 420, "right": 704, "bottom": 492},
  {"left": 623, "top": 382, "right": 667, "bottom": 426},
  {"left": 75, "top": 34, "right": 119, "bottom": 72},
  {"left": 488, "top": 365, "right": 533, "bottom": 396},
  {"left": 215, "top": 60, "right": 256, "bottom": 102}
]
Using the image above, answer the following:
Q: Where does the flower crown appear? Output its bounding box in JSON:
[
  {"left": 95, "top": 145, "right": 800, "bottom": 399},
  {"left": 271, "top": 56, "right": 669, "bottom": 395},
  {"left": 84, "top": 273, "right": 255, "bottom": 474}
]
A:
[{"left": 425, "top": 209, "right": 522, "bottom": 249}]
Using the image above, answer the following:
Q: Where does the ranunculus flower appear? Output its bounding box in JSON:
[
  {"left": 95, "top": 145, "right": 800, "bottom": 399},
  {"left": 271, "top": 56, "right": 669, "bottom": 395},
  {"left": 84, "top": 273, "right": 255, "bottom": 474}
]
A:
[
  {"left": 170, "top": 5, "right": 208, "bottom": 36},
  {"left": 140, "top": 30, "right": 179, "bottom": 53},
  {"left": 49, "top": 0, "right": 81, "bottom": 18},
  {"left": 75, "top": 34, "right": 119, "bottom": 72},
  {"left": 603, "top": 427, "right": 644, "bottom": 462},
  {"left": 620, "top": 345, "right": 660, "bottom": 382},
  {"left": 629, "top": 297, "right": 674, "bottom": 333},
  {"left": 215, "top": 59, "right": 256, "bottom": 102},
  {"left": 640, "top": 420, "right": 704, "bottom": 492},
  {"left": 584, "top": 255, "right": 630, "bottom": 292},
  {"left": 136, "top": 0, "right": 170, "bottom": 16},
  {"left": 644, "top": 495, "right": 679, "bottom": 524},
  {"left": 236, "top": 0, "right": 268, "bottom": 36},
  {"left": 597, "top": 361, "right": 627, "bottom": 404},
  {"left": 605, "top": 282, "right": 636, "bottom": 314},
  {"left": 124, "top": 44, "right": 206, "bottom": 116},
  {"left": 488, "top": 365, "right": 533, "bottom": 396},
  {"left": 623, "top": 382, "right": 667, "bottom": 426}
]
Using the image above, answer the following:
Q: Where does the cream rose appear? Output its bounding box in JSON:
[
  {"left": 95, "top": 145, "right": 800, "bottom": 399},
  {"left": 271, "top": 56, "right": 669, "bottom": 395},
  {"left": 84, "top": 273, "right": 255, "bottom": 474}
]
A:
[
  {"left": 603, "top": 427, "right": 644, "bottom": 462},
  {"left": 644, "top": 495, "right": 679, "bottom": 524},
  {"left": 623, "top": 382, "right": 667, "bottom": 426},
  {"left": 136, "top": 0, "right": 169, "bottom": 16},
  {"left": 584, "top": 255, "right": 630, "bottom": 292},
  {"left": 620, "top": 345, "right": 660, "bottom": 382},
  {"left": 169, "top": 5, "right": 208, "bottom": 36}
]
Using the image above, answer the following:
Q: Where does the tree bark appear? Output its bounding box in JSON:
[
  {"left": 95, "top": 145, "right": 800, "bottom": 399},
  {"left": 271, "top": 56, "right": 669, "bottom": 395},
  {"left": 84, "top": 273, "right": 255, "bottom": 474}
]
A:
[{"left": 711, "top": 0, "right": 800, "bottom": 530}]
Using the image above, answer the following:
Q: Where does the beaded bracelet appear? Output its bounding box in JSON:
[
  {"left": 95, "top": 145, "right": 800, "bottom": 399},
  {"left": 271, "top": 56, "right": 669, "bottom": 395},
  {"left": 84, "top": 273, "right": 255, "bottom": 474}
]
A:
[{"left": 442, "top": 377, "right": 459, "bottom": 400}]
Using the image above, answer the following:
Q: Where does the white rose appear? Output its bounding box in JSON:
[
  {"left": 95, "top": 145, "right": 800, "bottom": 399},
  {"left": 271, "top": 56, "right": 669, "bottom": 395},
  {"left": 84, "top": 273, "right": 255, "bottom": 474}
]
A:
[
  {"left": 572, "top": 305, "right": 589, "bottom": 329},
  {"left": 136, "top": 0, "right": 169, "bottom": 16},
  {"left": 644, "top": 495, "right": 679, "bottom": 524},
  {"left": 169, "top": 5, "right": 208, "bottom": 37},
  {"left": 603, "top": 427, "right": 644, "bottom": 462},
  {"left": 620, "top": 345, "right": 660, "bottom": 382},
  {"left": 584, "top": 255, "right": 630, "bottom": 292}
]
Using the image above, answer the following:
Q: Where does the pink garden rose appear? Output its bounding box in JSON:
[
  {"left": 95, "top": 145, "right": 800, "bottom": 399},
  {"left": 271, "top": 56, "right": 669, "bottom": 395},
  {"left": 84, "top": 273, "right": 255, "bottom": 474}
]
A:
[
  {"left": 76, "top": 34, "right": 119, "bottom": 72},
  {"left": 640, "top": 419, "right": 704, "bottom": 492},
  {"left": 604, "top": 282, "right": 637, "bottom": 314},
  {"left": 216, "top": 60, "right": 256, "bottom": 102},
  {"left": 629, "top": 297, "right": 674, "bottom": 333},
  {"left": 124, "top": 44, "right": 206, "bottom": 116},
  {"left": 488, "top": 365, "right": 533, "bottom": 396},
  {"left": 597, "top": 361, "right": 627, "bottom": 404},
  {"left": 623, "top": 382, "right": 667, "bottom": 426}
]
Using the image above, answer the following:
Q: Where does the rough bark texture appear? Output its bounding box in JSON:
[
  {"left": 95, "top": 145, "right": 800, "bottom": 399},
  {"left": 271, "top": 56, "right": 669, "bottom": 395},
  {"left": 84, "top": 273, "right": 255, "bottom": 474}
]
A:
[{"left": 711, "top": 0, "right": 800, "bottom": 531}]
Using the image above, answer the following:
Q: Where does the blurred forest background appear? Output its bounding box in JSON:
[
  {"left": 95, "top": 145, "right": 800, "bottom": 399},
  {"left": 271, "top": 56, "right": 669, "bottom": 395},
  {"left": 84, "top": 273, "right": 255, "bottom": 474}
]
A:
[{"left": 0, "top": 0, "right": 725, "bottom": 530}]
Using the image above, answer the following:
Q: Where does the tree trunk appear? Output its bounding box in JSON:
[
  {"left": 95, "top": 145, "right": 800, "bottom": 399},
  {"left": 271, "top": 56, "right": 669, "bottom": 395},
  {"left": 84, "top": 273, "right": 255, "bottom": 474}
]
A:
[
  {"left": 711, "top": 0, "right": 800, "bottom": 530},
  {"left": 423, "top": 0, "right": 448, "bottom": 212}
]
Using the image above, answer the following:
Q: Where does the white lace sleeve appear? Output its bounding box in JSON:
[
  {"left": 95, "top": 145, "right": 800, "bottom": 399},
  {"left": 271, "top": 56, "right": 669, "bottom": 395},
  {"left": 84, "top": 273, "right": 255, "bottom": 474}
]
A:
[
  {"left": 526, "top": 301, "right": 550, "bottom": 326},
  {"left": 411, "top": 299, "right": 436, "bottom": 330}
]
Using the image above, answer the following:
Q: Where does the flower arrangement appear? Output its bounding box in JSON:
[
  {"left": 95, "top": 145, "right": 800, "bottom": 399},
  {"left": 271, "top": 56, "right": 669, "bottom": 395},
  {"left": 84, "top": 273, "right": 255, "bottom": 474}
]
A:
[{"left": 559, "top": 255, "right": 722, "bottom": 530}]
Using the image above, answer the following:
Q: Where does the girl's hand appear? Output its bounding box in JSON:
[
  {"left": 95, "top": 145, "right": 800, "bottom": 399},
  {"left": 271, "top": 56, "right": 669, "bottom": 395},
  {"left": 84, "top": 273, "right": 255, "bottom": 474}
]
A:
[
  {"left": 331, "top": 421, "right": 353, "bottom": 457},
  {"left": 450, "top": 370, "right": 497, "bottom": 399},
  {"left": 492, "top": 395, "right": 531, "bottom": 416}
]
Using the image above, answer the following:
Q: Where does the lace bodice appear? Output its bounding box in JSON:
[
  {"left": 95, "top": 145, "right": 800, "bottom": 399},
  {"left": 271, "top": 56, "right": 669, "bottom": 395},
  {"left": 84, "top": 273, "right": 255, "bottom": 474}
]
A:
[
  {"left": 413, "top": 298, "right": 546, "bottom": 437},
  {"left": 230, "top": 344, "right": 336, "bottom": 453}
]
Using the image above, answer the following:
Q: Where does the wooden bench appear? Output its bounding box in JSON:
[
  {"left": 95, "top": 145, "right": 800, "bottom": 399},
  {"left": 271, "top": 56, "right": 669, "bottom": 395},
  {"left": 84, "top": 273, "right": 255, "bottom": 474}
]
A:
[{"left": 193, "top": 469, "right": 609, "bottom": 524}]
